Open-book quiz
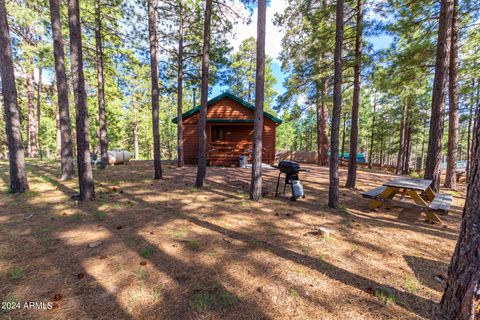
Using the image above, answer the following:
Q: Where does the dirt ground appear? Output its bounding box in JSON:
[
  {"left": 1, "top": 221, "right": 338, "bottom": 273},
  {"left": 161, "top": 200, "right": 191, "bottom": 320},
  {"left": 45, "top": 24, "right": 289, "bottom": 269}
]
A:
[{"left": 0, "top": 160, "right": 466, "bottom": 319}]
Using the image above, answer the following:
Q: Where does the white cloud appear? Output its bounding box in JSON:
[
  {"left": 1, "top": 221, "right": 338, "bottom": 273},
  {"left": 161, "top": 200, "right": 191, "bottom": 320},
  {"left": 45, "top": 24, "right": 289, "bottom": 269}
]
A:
[{"left": 229, "top": 0, "right": 286, "bottom": 63}]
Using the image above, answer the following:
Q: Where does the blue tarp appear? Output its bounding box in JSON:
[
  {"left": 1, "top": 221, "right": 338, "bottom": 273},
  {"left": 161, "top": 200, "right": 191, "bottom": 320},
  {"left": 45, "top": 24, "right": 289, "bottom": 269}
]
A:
[{"left": 328, "top": 152, "right": 366, "bottom": 163}]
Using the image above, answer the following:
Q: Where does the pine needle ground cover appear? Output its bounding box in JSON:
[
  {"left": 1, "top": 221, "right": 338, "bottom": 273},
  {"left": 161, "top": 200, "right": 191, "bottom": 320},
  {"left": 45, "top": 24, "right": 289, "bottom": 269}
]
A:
[{"left": 0, "top": 160, "right": 465, "bottom": 319}]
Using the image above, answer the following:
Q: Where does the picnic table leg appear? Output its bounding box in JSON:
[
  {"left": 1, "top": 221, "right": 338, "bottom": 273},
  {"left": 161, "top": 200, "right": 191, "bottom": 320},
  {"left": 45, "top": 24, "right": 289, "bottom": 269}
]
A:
[
  {"left": 425, "top": 187, "right": 436, "bottom": 201},
  {"left": 407, "top": 189, "right": 443, "bottom": 224},
  {"left": 369, "top": 187, "right": 398, "bottom": 210}
]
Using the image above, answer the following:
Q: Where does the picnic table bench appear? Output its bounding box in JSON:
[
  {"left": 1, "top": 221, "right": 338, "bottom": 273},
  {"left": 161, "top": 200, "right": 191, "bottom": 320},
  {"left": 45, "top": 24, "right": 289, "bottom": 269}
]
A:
[{"left": 362, "top": 178, "right": 453, "bottom": 224}]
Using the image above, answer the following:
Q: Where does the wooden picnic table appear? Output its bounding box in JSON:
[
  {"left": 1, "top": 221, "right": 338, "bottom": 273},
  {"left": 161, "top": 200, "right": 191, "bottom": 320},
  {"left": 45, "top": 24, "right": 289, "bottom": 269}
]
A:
[{"left": 362, "top": 177, "right": 452, "bottom": 224}]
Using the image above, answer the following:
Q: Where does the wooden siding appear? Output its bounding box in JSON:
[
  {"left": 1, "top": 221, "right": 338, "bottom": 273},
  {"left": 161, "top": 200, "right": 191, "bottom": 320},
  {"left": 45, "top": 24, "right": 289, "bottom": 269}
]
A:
[{"left": 181, "top": 97, "right": 277, "bottom": 165}]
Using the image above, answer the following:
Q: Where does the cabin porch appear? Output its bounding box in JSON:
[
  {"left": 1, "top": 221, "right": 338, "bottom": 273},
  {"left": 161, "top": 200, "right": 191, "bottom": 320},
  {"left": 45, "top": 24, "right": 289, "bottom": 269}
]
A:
[{"left": 206, "top": 123, "right": 274, "bottom": 166}]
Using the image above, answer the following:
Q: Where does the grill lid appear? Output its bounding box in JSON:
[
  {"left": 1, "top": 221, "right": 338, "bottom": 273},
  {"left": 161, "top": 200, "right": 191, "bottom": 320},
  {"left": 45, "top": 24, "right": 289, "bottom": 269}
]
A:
[{"left": 278, "top": 160, "right": 300, "bottom": 174}]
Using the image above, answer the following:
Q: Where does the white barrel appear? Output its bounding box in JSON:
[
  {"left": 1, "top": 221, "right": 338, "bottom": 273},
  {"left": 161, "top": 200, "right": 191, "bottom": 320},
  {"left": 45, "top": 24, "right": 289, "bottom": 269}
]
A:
[
  {"left": 107, "top": 149, "right": 132, "bottom": 165},
  {"left": 292, "top": 180, "right": 304, "bottom": 199}
]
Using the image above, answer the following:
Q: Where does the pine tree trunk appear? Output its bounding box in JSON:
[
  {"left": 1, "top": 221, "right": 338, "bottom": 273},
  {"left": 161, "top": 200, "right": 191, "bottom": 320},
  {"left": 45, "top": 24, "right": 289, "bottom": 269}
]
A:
[
  {"left": 403, "top": 124, "right": 412, "bottom": 174},
  {"left": 193, "top": 89, "right": 196, "bottom": 108},
  {"left": 0, "top": 0, "right": 29, "bottom": 193},
  {"left": 379, "top": 135, "right": 384, "bottom": 170},
  {"left": 368, "top": 95, "right": 376, "bottom": 169},
  {"left": 425, "top": 0, "right": 453, "bottom": 192},
  {"left": 132, "top": 102, "right": 139, "bottom": 160},
  {"left": 346, "top": 0, "right": 363, "bottom": 188},
  {"left": 315, "top": 78, "right": 327, "bottom": 165},
  {"left": 194, "top": 0, "right": 212, "bottom": 187},
  {"left": 249, "top": 0, "right": 266, "bottom": 201},
  {"left": 177, "top": 0, "right": 184, "bottom": 167},
  {"left": 420, "top": 118, "right": 426, "bottom": 170},
  {"left": 27, "top": 66, "right": 39, "bottom": 158},
  {"left": 473, "top": 87, "right": 480, "bottom": 169},
  {"left": 444, "top": 0, "right": 459, "bottom": 189},
  {"left": 95, "top": 0, "right": 108, "bottom": 169},
  {"left": 316, "top": 80, "right": 322, "bottom": 165},
  {"left": 36, "top": 64, "right": 42, "bottom": 157},
  {"left": 148, "top": 0, "right": 163, "bottom": 179},
  {"left": 341, "top": 114, "right": 346, "bottom": 162},
  {"left": 440, "top": 101, "right": 480, "bottom": 319},
  {"left": 68, "top": 0, "right": 95, "bottom": 200},
  {"left": 317, "top": 77, "right": 329, "bottom": 166},
  {"left": 49, "top": 0, "right": 75, "bottom": 180},
  {"left": 396, "top": 103, "right": 407, "bottom": 174},
  {"left": 328, "top": 0, "right": 344, "bottom": 209},
  {"left": 134, "top": 122, "right": 139, "bottom": 160},
  {"left": 466, "top": 79, "right": 475, "bottom": 180},
  {"left": 55, "top": 110, "right": 61, "bottom": 158}
]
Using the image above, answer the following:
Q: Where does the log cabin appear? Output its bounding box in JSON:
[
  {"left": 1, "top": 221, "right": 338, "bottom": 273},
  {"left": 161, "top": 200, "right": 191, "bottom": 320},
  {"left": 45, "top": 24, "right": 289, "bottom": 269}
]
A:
[{"left": 172, "top": 92, "right": 282, "bottom": 166}]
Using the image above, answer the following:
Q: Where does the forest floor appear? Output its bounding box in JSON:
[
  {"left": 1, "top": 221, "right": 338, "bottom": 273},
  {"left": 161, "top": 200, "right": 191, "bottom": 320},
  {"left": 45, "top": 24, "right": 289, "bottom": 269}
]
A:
[{"left": 0, "top": 160, "right": 466, "bottom": 320}]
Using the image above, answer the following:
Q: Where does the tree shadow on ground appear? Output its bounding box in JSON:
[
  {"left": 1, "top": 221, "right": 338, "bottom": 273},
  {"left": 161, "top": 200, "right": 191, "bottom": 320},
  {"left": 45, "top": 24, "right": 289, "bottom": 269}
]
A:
[
  {"left": 102, "top": 172, "right": 439, "bottom": 319},
  {"left": 4, "top": 164, "right": 271, "bottom": 319},
  {"left": 404, "top": 255, "right": 450, "bottom": 292},
  {"left": 0, "top": 161, "right": 456, "bottom": 319}
]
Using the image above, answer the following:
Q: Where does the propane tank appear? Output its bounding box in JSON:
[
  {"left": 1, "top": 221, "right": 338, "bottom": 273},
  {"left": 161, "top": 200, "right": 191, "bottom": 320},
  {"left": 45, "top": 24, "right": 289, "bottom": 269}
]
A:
[
  {"left": 107, "top": 149, "right": 132, "bottom": 165},
  {"left": 292, "top": 180, "right": 304, "bottom": 199}
]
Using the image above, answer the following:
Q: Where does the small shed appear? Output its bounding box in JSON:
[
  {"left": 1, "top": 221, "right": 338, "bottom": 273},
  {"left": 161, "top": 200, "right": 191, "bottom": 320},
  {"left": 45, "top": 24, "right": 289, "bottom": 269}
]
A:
[{"left": 173, "top": 92, "right": 282, "bottom": 166}]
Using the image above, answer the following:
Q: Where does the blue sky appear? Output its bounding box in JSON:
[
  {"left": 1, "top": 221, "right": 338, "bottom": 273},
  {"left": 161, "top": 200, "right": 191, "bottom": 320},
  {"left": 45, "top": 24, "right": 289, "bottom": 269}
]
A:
[{"left": 212, "top": 0, "right": 393, "bottom": 98}]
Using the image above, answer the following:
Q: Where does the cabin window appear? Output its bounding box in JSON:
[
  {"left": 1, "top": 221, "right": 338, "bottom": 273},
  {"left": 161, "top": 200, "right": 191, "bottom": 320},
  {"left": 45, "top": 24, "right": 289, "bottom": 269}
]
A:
[{"left": 213, "top": 126, "right": 224, "bottom": 141}]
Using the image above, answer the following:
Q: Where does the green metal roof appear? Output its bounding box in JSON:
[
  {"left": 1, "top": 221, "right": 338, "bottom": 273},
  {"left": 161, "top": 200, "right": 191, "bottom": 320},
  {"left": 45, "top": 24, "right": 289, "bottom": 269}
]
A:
[{"left": 172, "top": 92, "right": 282, "bottom": 124}]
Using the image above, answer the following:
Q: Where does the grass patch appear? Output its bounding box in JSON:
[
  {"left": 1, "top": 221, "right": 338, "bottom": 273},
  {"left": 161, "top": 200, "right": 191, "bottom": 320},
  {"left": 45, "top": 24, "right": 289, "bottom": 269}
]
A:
[
  {"left": 218, "top": 289, "right": 237, "bottom": 308},
  {"left": 189, "top": 286, "right": 237, "bottom": 311},
  {"left": 186, "top": 240, "right": 200, "bottom": 251},
  {"left": 135, "top": 267, "right": 148, "bottom": 280},
  {"left": 252, "top": 239, "right": 262, "bottom": 247},
  {"left": 127, "top": 236, "right": 138, "bottom": 249},
  {"left": 295, "top": 267, "right": 306, "bottom": 276},
  {"left": 190, "top": 187, "right": 199, "bottom": 193},
  {"left": 322, "top": 235, "right": 333, "bottom": 243},
  {"left": 128, "top": 285, "right": 152, "bottom": 308},
  {"left": 22, "top": 190, "right": 41, "bottom": 198},
  {"left": 316, "top": 253, "right": 330, "bottom": 268},
  {"left": 139, "top": 246, "right": 154, "bottom": 258},
  {"left": 170, "top": 227, "right": 189, "bottom": 239},
  {"left": 150, "top": 287, "right": 162, "bottom": 302},
  {"left": 206, "top": 250, "right": 219, "bottom": 258},
  {"left": 69, "top": 213, "right": 82, "bottom": 222},
  {"left": 40, "top": 236, "right": 51, "bottom": 245},
  {"left": 374, "top": 289, "right": 396, "bottom": 304},
  {"left": 289, "top": 288, "right": 300, "bottom": 298},
  {"left": 190, "top": 292, "right": 215, "bottom": 311},
  {"left": 128, "top": 289, "right": 141, "bottom": 307},
  {"left": 37, "top": 226, "right": 51, "bottom": 234},
  {"left": 94, "top": 210, "right": 107, "bottom": 221},
  {"left": 9, "top": 266, "right": 25, "bottom": 280},
  {"left": 405, "top": 276, "right": 420, "bottom": 293}
]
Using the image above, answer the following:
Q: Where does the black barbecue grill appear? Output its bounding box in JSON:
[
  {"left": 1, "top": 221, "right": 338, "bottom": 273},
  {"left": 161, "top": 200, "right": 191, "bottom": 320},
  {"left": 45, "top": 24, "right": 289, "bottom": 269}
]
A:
[{"left": 273, "top": 160, "right": 308, "bottom": 201}]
